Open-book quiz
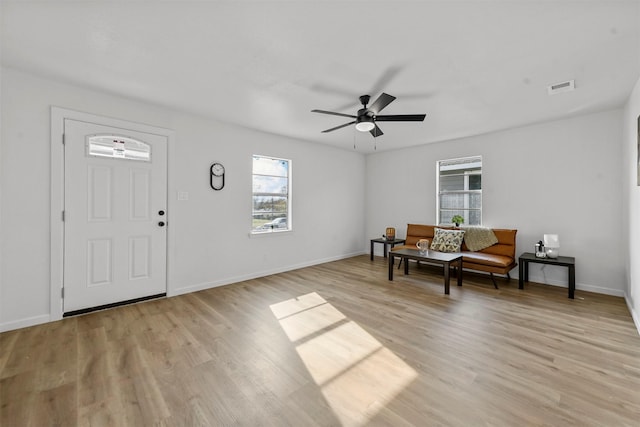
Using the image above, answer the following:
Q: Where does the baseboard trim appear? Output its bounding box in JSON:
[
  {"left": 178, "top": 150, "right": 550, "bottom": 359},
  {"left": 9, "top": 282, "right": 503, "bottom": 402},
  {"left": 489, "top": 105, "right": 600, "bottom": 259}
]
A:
[
  {"left": 170, "top": 251, "right": 366, "bottom": 296},
  {"left": 3, "top": 252, "right": 629, "bottom": 333},
  {"left": 0, "top": 314, "right": 51, "bottom": 333},
  {"left": 624, "top": 292, "right": 640, "bottom": 336},
  {"left": 526, "top": 274, "right": 624, "bottom": 297}
]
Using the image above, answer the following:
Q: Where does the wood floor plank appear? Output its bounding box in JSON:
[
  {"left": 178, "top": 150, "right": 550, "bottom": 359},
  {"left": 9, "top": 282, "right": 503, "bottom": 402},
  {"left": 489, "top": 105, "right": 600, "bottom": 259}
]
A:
[{"left": 2, "top": 255, "right": 640, "bottom": 426}]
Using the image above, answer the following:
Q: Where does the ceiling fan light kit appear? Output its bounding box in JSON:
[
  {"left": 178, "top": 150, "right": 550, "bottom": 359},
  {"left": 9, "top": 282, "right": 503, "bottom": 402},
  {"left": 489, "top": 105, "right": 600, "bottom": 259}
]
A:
[
  {"left": 311, "top": 92, "right": 426, "bottom": 138},
  {"left": 355, "top": 116, "right": 375, "bottom": 132}
]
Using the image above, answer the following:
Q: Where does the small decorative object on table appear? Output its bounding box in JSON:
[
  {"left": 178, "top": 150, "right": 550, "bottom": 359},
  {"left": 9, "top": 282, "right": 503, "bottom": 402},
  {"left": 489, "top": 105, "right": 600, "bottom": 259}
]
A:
[
  {"left": 416, "top": 239, "right": 430, "bottom": 254},
  {"left": 535, "top": 240, "right": 546, "bottom": 258},
  {"left": 451, "top": 215, "right": 464, "bottom": 228},
  {"left": 385, "top": 227, "right": 396, "bottom": 240}
]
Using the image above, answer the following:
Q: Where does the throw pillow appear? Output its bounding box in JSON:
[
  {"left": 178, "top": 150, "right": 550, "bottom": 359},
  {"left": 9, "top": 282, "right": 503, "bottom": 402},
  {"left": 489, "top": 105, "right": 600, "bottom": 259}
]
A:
[{"left": 430, "top": 228, "right": 465, "bottom": 253}]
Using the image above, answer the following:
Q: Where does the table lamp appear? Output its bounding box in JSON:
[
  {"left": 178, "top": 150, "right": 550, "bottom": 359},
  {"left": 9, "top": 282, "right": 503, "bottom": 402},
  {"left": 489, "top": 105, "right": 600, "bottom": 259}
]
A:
[{"left": 543, "top": 234, "right": 560, "bottom": 258}]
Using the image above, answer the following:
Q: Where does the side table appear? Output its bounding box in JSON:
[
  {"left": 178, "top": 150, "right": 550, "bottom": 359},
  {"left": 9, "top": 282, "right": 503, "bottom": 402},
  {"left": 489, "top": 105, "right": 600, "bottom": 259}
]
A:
[
  {"left": 518, "top": 252, "right": 576, "bottom": 299},
  {"left": 370, "top": 238, "right": 406, "bottom": 261}
]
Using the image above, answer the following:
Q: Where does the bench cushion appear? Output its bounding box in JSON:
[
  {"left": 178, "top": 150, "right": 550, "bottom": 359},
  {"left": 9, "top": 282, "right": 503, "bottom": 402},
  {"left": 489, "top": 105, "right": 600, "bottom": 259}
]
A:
[{"left": 462, "top": 252, "right": 514, "bottom": 268}]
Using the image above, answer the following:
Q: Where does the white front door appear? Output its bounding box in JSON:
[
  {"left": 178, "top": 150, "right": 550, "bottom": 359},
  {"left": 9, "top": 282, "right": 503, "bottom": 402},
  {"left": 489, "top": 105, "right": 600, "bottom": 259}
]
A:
[{"left": 63, "top": 119, "right": 168, "bottom": 313}]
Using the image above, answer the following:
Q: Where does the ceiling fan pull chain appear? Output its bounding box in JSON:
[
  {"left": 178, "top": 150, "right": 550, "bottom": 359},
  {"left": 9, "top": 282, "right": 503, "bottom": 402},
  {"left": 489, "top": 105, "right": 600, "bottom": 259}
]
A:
[{"left": 353, "top": 126, "right": 356, "bottom": 150}]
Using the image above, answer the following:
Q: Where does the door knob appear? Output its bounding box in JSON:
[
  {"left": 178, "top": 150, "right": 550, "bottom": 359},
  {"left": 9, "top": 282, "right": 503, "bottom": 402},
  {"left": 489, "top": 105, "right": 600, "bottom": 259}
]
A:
[
  {"left": 158, "top": 210, "right": 165, "bottom": 216},
  {"left": 158, "top": 221, "right": 165, "bottom": 227}
]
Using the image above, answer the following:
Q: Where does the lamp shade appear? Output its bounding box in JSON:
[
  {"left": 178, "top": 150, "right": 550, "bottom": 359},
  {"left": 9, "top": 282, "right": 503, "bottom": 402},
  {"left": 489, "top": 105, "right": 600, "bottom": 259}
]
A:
[{"left": 543, "top": 234, "right": 560, "bottom": 248}]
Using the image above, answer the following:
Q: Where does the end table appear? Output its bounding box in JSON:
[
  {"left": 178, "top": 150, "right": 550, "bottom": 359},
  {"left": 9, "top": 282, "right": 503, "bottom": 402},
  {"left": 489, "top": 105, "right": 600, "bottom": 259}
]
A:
[
  {"left": 370, "top": 238, "right": 406, "bottom": 261},
  {"left": 518, "top": 252, "right": 576, "bottom": 298}
]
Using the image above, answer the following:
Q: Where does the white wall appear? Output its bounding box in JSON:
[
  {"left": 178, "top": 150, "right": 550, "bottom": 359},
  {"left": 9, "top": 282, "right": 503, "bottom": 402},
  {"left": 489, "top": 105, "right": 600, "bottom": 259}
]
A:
[
  {"left": 0, "top": 67, "right": 366, "bottom": 331},
  {"left": 622, "top": 74, "right": 640, "bottom": 333},
  {"left": 366, "top": 110, "right": 625, "bottom": 296}
]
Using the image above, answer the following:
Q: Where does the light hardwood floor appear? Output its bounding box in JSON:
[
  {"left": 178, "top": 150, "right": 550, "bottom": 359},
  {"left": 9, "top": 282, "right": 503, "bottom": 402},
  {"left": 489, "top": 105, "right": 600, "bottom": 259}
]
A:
[{"left": 2, "top": 255, "right": 640, "bottom": 426}]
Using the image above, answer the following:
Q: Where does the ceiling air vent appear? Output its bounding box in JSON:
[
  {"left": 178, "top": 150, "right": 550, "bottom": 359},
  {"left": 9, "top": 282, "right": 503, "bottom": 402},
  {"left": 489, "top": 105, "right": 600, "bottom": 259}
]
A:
[{"left": 547, "top": 79, "right": 575, "bottom": 95}]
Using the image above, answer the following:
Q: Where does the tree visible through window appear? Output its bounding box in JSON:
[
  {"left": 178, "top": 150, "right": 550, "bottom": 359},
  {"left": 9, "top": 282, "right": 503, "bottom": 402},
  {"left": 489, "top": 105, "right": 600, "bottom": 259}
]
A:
[
  {"left": 252, "top": 155, "right": 291, "bottom": 232},
  {"left": 437, "top": 156, "right": 482, "bottom": 226}
]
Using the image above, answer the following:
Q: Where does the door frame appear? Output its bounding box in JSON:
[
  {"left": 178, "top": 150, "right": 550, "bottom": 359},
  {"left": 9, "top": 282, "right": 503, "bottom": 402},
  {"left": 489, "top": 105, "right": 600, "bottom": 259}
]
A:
[{"left": 50, "top": 107, "right": 175, "bottom": 321}]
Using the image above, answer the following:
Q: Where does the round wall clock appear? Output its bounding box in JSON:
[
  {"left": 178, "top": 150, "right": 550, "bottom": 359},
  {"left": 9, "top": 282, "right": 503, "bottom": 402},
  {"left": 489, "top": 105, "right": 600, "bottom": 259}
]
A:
[{"left": 210, "top": 162, "right": 225, "bottom": 190}]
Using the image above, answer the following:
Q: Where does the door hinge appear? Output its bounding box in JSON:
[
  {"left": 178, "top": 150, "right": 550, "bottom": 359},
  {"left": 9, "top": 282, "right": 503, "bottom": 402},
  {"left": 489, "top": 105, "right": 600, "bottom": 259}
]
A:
[
  {"left": 62, "top": 133, "right": 66, "bottom": 145},
  {"left": 61, "top": 287, "right": 64, "bottom": 298},
  {"left": 62, "top": 210, "right": 65, "bottom": 221}
]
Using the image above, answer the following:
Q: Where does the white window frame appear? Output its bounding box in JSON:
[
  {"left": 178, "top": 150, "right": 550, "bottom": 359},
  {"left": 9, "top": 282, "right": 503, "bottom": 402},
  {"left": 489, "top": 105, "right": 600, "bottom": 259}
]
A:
[
  {"left": 251, "top": 154, "right": 292, "bottom": 234},
  {"left": 436, "top": 156, "right": 482, "bottom": 226}
]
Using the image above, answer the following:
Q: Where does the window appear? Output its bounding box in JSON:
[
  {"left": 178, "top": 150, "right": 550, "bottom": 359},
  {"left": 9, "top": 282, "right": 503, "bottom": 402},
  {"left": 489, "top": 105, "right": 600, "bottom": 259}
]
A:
[
  {"left": 437, "top": 156, "right": 482, "bottom": 226},
  {"left": 252, "top": 155, "right": 291, "bottom": 233},
  {"left": 87, "top": 134, "right": 151, "bottom": 162}
]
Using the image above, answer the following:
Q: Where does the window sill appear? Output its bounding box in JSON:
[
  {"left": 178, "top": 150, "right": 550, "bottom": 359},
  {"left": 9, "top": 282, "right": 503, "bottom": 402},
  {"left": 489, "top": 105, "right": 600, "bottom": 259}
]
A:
[{"left": 249, "top": 229, "right": 293, "bottom": 238}]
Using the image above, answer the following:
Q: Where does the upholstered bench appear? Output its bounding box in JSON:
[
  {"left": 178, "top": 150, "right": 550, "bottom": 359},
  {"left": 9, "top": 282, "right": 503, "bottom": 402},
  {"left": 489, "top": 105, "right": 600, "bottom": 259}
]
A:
[{"left": 391, "top": 224, "right": 518, "bottom": 288}]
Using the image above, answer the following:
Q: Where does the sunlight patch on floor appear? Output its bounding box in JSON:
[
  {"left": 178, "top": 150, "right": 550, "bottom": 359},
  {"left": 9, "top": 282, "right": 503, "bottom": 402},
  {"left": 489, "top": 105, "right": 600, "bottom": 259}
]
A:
[{"left": 270, "top": 292, "right": 417, "bottom": 427}]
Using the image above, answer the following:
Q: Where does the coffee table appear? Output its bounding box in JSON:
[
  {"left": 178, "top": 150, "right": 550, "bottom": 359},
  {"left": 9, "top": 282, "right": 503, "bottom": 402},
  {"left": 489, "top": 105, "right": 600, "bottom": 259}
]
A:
[{"left": 389, "top": 248, "right": 463, "bottom": 294}]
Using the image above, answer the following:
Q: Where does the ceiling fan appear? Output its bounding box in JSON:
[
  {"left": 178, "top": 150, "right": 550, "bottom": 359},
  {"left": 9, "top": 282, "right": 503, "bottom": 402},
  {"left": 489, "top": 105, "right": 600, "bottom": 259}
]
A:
[{"left": 311, "top": 93, "right": 426, "bottom": 138}]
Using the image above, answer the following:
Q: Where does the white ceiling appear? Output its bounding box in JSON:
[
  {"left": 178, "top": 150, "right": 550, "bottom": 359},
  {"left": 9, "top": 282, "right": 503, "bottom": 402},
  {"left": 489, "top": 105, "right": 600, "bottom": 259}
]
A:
[{"left": 2, "top": 1, "right": 639, "bottom": 153}]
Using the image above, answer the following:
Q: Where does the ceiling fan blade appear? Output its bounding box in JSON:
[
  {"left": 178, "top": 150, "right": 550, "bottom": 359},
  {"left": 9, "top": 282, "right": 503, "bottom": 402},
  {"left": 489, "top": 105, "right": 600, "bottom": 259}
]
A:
[
  {"left": 311, "top": 109, "right": 357, "bottom": 119},
  {"left": 369, "top": 93, "right": 396, "bottom": 114},
  {"left": 375, "top": 114, "right": 426, "bottom": 122},
  {"left": 370, "top": 124, "right": 384, "bottom": 138},
  {"left": 370, "top": 65, "right": 404, "bottom": 95},
  {"left": 321, "top": 121, "right": 356, "bottom": 133}
]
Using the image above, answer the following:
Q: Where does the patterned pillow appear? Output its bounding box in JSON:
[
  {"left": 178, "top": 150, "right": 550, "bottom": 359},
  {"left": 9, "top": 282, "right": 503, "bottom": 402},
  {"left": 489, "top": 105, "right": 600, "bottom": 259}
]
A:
[{"left": 430, "top": 228, "right": 465, "bottom": 253}]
